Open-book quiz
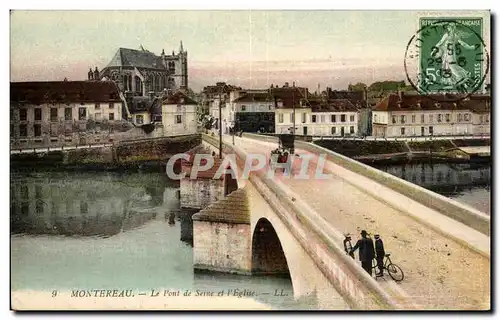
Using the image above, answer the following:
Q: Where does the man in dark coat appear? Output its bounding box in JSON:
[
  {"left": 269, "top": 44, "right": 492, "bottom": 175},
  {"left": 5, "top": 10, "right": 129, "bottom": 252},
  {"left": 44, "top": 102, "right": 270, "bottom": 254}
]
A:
[
  {"left": 350, "top": 230, "right": 375, "bottom": 276},
  {"left": 374, "top": 234, "right": 386, "bottom": 276}
]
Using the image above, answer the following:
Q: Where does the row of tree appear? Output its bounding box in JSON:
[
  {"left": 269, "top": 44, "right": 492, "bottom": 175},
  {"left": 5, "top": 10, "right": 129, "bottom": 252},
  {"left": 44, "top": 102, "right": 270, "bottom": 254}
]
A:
[{"left": 347, "top": 81, "right": 412, "bottom": 92}]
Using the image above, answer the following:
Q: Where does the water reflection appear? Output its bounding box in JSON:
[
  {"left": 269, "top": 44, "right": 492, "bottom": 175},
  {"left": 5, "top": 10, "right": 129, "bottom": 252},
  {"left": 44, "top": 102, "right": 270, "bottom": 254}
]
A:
[
  {"left": 372, "top": 162, "right": 491, "bottom": 214},
  {"left": 10, "top": 172, "right": 180, "bottom": 238}
]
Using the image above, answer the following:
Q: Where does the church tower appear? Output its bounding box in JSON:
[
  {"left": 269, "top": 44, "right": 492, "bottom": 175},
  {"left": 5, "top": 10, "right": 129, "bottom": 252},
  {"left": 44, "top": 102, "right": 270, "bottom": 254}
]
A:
[{"left": 179, "top": 41, "right": 188, "bottom": 90}]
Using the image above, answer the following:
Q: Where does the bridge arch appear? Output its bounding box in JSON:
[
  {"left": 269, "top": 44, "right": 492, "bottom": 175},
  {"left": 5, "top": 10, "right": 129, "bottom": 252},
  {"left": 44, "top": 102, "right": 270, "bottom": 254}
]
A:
[{"left": 251, "top": 217, "right": 290, "bottom": 278}]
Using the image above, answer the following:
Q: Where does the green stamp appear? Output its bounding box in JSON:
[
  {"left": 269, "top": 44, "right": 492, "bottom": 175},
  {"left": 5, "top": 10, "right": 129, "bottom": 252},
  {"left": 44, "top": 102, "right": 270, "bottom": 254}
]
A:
[{"left": 405, "top": 18, "right": 489, "bottom": 96}]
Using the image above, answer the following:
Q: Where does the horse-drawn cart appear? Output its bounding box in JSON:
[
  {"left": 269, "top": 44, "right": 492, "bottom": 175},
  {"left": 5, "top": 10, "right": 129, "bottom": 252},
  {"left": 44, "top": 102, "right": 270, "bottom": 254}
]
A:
[{"left": 270, "top": 134, "right": 295, "bottom": 165}]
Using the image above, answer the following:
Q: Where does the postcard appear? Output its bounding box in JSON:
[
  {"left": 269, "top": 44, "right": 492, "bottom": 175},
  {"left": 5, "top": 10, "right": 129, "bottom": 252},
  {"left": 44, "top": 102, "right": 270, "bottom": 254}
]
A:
[{"left": 10, "top": 10, "right": 491, "bottom": 311}]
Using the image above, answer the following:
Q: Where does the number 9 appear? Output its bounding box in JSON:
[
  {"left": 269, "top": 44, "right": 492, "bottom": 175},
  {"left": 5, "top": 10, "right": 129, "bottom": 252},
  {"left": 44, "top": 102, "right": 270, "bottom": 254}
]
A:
[{"left": 52, "top": 290, "right": 58, "bottom": 297}]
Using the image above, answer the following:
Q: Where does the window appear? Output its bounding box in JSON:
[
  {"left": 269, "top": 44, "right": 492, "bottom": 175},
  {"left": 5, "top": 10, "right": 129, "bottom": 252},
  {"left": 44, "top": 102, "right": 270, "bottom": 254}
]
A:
[
  {"left": 36, "top": 199, "right": 44, "bottom": 214},
  {"left": 290, "top": 112, "right": 295, "bottom": 123},
  {"left": 301, "top": 113, "right": 306, "bottom": 123},
  {"left": 19, "top": 124, "right": 27, "bottom": 137},
  {"left": 350, "top": 115, "right": 355, "bottom": 122},
  {"left": 331, "top": 115, "right": 336, "bottom": 123},
  {"left": 401, "top": 127, "right": 406, "bottom": 135},
  {"left": 331, "top": 127, "right": 336, "bottom": 134},
  {"left": 80, "top": 201, "right": 88, "bottom": 214},
  {"left": 95, "top": 103, "right": 100, "bottom": 110},
  {"left": 458, "top": 113, "right": 463, "bottom": 122},
  {"left": 65, "top": 108, "right": 72, "bottom": 120},
  {"left": 34, "top": 124, "right": 41, "bottom": 137},
  {"left": 19, "top": 109, "right": 27, "bottom": 121},
  {"left": 78, "top": 107, "right": 86, "bottom": 120},
  {"left": 35, "top": 108, "right": 42, "bottom": 121},
  {"left": 278, "top": 113, "right": 284, "bottom": 123},
  {"left": 411, "top": 115, "right": 415, "bottom": 123},
  {"left": 438, "top": 114, "right": 442, "bottom": 122},
  {"left": 486, "top": 115, "right": 489, "bottom": 123},
  {"left": 241, "top": 105, "right": 246, "bottom": 111},
  {"left": 311, "top": 115, "right": 317, "bottom": 123},
  {"left": 373, "top": 114, "right": 377, "bottom": 122},
  {"left": 429, "top": 126, "right": 434, "bottom": 135},
  {"left": 350, "top": 126, "right": 355, "bottom": 134},
  {"left": 464, "top": 113, "right": 470, "bottom": 121},
  {"left": 136, "top": 114, "right": 144, "bottom": 124},
  {"left": 320, "top": 115, "right": 325, "bottom": 123},
  {"left": 421, "top": 114, "right": 425, "bottom": 123},
  {"left": 268, "top": 105, "right": 272, "bottom": 110},
  {"left": 445, "top": 114, "right": 450, "bottom": 122},
  {"left": 50, "top": 108, "right": 58, "bottom": 122},
  {"left": 400, "top": 115, "right": 406, "bottom": 124},
  {"left": 392, "top": 116, "right": 396, "bottom": 124},
  {"left": 109, "top": 113, "right": 115, "bottom": 121},
  {"left": 175, "top": 115, "right": 182, "bottom": 124},
  {"left": 341, "top": 114, "right": 346, "bottom": 122},
  {"left": 108, "top": 103, "right": 114, "bottom": 109},
  {"left": 95, "top": 113, "right": 102, "bottom": 121},
  {"left": 429, "top": 114, "right": 433, "bottom": 123}
]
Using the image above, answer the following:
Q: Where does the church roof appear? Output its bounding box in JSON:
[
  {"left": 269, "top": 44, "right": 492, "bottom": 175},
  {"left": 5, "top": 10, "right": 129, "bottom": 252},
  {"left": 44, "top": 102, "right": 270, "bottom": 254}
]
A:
[
  {"left": 106, "top": 47, "right": 166, "bottom": 70},
  {"left": 192, "top": 188, "right": 250, "bottom": 224}
]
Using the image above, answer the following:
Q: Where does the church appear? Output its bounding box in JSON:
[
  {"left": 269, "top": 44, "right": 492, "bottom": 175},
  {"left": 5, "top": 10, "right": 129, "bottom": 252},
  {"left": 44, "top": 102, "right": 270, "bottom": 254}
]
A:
[{"left": 88, "top": 42, "right": 188, "bottom": 96}]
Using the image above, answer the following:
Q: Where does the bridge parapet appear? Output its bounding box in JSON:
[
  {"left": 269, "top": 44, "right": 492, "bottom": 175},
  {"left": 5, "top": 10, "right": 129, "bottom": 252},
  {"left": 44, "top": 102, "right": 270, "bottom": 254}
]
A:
[
  {"left": 201, "top": 133, "right": 410, "bottom": 310},
  {"left": 241, "top": 133, "right": 490, "bottom": 238}
]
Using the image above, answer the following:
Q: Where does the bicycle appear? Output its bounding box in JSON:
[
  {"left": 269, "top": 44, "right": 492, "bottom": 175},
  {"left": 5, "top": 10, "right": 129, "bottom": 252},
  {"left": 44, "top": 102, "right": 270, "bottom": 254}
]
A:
[{"left": 372, "top": 253, "right": 404, "bottom": 282}]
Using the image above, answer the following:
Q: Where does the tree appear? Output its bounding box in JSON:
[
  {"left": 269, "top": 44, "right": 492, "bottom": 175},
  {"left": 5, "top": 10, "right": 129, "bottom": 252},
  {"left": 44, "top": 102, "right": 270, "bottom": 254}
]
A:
[{"left": 348, "top": 82, "right": 367, "bottom": 91}]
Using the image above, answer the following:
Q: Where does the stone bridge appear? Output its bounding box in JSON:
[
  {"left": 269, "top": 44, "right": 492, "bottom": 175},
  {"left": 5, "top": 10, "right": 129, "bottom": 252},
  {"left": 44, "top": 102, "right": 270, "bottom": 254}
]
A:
[{"left": 181, "top": 133, "right": 490, "bottom": 311}]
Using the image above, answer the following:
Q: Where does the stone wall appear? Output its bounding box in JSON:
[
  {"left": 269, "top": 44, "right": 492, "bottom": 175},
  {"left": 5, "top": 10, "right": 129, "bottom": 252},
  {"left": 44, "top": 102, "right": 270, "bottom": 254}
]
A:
[
  {"left": 115, "top": 134, "right": 201, "bottom": 164},
  {"left": 193, "top": 221, "right": 251, "bottom": 275},
  {"left": 180, "top": 179, "right": 223, "bottom": 210},
  {"left": 11, "top": 134, "right": 201, "bottom": 169}
]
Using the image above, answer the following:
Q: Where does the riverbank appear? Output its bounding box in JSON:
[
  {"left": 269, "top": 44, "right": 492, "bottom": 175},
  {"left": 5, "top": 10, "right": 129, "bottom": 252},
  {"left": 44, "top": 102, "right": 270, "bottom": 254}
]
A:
[
  {"left": 10, "top": 134, "right": 201, "bottom": 171},
  {"left": 314, "top": 138, "right": 490, "bottom": 165}
]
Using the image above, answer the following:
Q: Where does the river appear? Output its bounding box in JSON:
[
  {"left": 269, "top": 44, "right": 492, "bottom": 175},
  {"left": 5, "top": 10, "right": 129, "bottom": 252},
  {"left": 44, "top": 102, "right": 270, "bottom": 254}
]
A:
[
  {"left": 370, "top": 162, "right": 491, "bottom": 214},
  {"left": 10, "top": 171, "right": 315, "bottom": 310}
]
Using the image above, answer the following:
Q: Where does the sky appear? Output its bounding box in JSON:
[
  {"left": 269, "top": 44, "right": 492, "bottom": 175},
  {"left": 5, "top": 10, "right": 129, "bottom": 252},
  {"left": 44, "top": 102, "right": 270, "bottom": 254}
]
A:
[{"left": 10, "top": 10, "right": 490, "bottom": 92}]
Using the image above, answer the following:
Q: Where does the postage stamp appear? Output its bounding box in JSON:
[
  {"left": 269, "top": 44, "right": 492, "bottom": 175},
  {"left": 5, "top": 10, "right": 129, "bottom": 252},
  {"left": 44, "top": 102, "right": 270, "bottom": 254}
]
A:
[{"left": 405, "top": 17, "right": 489, "bottom": 97}]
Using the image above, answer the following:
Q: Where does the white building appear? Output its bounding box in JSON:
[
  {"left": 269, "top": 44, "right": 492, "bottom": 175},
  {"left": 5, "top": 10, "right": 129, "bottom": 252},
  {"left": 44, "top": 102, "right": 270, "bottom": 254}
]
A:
[
  {"left": 372, "top": 93, "right": 490, "bottom": 138},
  {"left": 161, "top": 92, "right": 198, "bottom": 135},
  {"left": 275, "top": 99, "right": 359, "bottom": 136}
]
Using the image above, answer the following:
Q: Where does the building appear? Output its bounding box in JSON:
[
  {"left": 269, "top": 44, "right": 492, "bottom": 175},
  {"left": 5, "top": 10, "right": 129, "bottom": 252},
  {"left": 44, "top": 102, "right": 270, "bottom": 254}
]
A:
[
  {"left": 322, "top": 87, "right": 370, "bottom": 136},
  {"left": 161, "top": 91, "right": 198, "bottom": 136},
  {"left": 95, "top": 43, "right": 188, "bottom": 96},
  {"left": 10, "top": 81, "right": 124, "bottom": 148},
  {"left": 230, "top": 90, "right": 275, "bottom": 133},
  {"left": 307, "top": 99, "right": 359, "bottom": 136},
  {"left": 372, "top": 92, "right": 491, "bottom": 138}
]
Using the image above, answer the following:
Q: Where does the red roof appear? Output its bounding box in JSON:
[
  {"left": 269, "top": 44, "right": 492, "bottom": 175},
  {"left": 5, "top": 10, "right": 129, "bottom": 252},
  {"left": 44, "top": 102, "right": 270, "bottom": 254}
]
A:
[
  {"left": 162, "top": 91, "right": 197, "bottom": 105},
  {"left": 182, "top": 156, "right": 226, "bottom": 180},
  {"left": 10, "top": 81, "right": 122, "bottom": 104},
  {"left": 373, "top": 93, "right": 490, "bottom": 113},
  {"left": 310, "top": 99, "right": 358, "bottom": 112}
]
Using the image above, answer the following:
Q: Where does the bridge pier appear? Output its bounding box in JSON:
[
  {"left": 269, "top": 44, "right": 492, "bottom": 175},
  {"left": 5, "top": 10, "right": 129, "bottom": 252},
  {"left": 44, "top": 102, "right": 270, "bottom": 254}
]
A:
[{"left": 192, "top": 188, "right": 252, "bottom": 275}]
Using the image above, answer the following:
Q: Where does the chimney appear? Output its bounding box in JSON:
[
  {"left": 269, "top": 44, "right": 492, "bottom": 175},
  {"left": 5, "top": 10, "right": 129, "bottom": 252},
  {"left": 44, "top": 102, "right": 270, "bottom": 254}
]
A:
[
  {"left": 94, "top": 67, "right": 99, "bottom": 80},
  {"left": 292, "top": 81, "right": 295, "bottom": 87},
  {"left": 284, "top": 82, "right": 289, "bottom": 87}
]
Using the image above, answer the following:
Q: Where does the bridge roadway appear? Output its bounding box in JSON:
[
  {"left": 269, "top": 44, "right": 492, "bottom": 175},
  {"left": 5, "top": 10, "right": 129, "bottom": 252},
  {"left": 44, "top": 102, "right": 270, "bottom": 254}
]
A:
[{"left": 220, "top": 134, "right": 490, "bottom": 310}]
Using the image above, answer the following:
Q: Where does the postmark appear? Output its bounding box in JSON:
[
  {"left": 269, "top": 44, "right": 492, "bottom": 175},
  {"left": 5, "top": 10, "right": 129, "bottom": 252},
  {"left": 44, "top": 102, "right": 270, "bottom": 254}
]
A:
[{"left": 404, "top": 18, "right": 489, "bottom": 100}]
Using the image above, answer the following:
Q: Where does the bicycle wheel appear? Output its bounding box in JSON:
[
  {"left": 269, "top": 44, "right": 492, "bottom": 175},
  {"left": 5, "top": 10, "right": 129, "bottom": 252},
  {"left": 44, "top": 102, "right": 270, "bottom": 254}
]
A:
[{"left": 387, "top": 263, "right": 404, "bottom": 282}]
